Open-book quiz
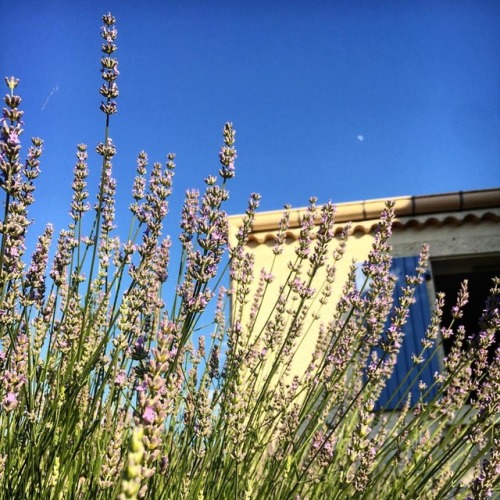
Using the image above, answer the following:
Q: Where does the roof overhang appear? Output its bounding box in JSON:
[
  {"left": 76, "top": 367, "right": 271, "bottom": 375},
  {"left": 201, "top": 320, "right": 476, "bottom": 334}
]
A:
[{"left": 228, "top": 188, "right": 500, "bottom": 243}]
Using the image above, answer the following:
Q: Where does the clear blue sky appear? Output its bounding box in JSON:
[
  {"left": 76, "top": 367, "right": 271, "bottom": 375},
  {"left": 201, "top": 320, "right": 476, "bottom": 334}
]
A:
[{"left": 2, "top": 0, "right": 500, "bottom": 245}]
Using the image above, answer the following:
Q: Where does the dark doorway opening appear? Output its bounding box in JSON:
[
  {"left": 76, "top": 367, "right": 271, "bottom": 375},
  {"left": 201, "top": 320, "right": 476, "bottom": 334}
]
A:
[{"left": 432, "top": 254, "right": 500, "bottom": 362}]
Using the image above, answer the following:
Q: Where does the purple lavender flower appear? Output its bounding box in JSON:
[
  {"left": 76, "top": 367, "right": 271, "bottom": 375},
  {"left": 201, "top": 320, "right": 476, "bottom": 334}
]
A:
[
  {"left": 70, "top": 144, "right": 90, "bottom": 220},
  {"left": 2, "top": 392, "right": 18, "bottom": 412},
  {"left": 142, "top": 406, "right": 156, "bottom": 425},
  {"left": 273, "top": 204, "right": 291, "bottom": 255},
  {"left": 24, "top": 223, "right": 53, "bottom": 305},
  {"left": 5, "top": 76, "right": 20, "bottom": 90},
  {"left": 218, "top": 122, "right": 237, "bottom": 179},
  {"left": 99, "top": 13, "right": 118, "bottom": 114},
  {"left": 114, "top": 370, "right": 127, "bottom": 388},
  {"left": 8, "top": 130, "right": 20, "bottom": 145},
  {"left": 296, "top": 197, "right": 318, "bottom": 259}
]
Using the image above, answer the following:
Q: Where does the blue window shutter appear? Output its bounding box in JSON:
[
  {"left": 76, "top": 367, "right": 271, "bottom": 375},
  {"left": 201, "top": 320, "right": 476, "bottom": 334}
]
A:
[{"left": 375, "top": 256, "right": 439, "bottom": 410}]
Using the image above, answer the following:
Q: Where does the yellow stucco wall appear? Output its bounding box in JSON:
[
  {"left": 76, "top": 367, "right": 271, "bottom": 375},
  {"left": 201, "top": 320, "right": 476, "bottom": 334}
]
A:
[{"left": 228, "top": 203, "right": 500, "bottom": 381}]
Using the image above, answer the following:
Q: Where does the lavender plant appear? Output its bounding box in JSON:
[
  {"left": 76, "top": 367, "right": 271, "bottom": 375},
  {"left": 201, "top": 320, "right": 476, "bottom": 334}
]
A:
[{"left": 0, "top": 12, "right": 499, "bottom": 499}]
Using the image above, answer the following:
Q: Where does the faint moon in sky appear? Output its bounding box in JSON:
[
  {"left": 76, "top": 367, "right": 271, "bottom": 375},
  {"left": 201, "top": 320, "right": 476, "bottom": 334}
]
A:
[{"left": 357, "top": 135, "right": 364, "bottom": 142}]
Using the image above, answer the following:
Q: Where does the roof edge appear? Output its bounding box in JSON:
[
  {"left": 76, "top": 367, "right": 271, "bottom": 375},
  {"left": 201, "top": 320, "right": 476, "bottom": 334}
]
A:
[{"left": 229, "top": 188, "right": 500, "bottom": 233}]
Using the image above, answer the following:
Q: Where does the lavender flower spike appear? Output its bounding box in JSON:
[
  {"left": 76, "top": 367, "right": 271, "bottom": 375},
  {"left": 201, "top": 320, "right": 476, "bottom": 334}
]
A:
[{"left": 219, "top": 122, "right": 237, "bottom": 179}]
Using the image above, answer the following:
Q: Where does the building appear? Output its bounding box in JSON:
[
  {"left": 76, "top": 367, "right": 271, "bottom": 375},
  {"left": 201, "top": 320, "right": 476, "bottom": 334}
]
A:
[{"left": 228, "top": 188, "right": 500, "bottom": 409}]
